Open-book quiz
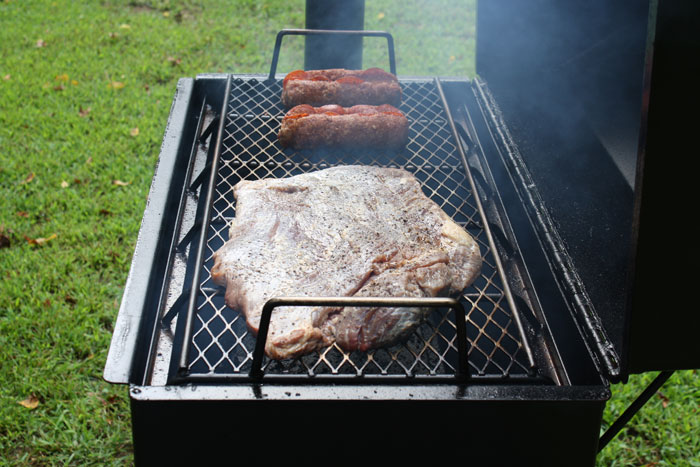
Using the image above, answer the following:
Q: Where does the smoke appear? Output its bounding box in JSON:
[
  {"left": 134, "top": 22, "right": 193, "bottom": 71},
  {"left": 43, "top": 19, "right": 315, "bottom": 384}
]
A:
[
  {"left": 477, "top": 1, "right": 649, "bottom": 188},
  {"left": 475, "top": 1, "right": 651, "bottom": 358}
]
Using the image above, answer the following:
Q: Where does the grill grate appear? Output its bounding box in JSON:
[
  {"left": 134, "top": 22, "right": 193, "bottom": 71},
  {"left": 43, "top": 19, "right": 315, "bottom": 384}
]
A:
[{"left": 169, "top": 76, "right": 536, "bottom": 382}]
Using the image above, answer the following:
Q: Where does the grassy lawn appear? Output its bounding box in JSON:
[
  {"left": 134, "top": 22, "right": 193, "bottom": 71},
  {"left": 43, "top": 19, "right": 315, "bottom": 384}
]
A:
[{"left": 0, "top": 0, "right": 696, "bottom": 465}]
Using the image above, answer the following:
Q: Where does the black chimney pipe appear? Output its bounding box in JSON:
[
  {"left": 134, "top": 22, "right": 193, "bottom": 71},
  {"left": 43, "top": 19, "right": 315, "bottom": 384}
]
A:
[{"left": 304, "top": 0, "right": 365, "bottom": 70}]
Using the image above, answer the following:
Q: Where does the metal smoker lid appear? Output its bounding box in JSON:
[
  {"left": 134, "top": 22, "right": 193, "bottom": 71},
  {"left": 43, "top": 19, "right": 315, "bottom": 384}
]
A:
[{"left": 475, "top": 0, "right": 700, "bottom": 380}]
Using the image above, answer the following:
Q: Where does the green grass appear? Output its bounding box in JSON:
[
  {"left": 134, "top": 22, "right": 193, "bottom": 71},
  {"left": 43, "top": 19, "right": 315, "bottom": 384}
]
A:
[
  {"left": 599, "top": 371, "right": 700, "bottom": 466},
  {"left": 0, "top": 1, "right": 696, "bottom": 465}
]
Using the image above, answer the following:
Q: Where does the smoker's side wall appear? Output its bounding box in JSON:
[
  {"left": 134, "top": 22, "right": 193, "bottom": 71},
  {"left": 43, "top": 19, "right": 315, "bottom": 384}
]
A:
[{"left": 130, "top": 395, "right": 604, "bottom": 466}]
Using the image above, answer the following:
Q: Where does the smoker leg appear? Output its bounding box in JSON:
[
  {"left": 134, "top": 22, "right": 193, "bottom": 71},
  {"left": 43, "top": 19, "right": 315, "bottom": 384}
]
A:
[
  {"left": 598, "top": 370, "right": 674, "bottom": 452},
  {"left": 304, "top": 0, "right": 365, "bottom": 70}
]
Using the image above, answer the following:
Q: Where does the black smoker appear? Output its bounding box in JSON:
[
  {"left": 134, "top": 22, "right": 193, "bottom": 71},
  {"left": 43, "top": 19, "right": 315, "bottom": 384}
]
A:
[{"left": 103, "top": 1, "right": 700, "bottom": 465}]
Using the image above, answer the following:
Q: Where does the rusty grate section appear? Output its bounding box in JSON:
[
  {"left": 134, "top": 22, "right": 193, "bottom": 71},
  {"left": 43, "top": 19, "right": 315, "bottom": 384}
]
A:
[{"left": 174, "top": 76, "right": 534, "bottom": 381}]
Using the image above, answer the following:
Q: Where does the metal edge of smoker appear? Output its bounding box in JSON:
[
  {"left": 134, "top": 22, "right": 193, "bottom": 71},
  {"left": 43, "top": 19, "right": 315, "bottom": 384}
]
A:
[
  {"left": 127, "top": 380, "right": 609, "bottom": 402},
  {"left": 103, "top": 78, "right": 196, "bottom": 384}
]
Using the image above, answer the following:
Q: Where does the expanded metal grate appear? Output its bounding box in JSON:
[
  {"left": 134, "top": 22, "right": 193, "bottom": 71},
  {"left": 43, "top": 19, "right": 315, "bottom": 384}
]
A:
[{"left": 168, "top": 75, "right": 537, "bottom": 383}]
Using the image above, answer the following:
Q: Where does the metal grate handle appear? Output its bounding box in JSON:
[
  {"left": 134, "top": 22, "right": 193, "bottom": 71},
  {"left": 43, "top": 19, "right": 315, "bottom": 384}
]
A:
[
  {"left": 250, "top": 296, "right": 469, "bottom": 381},
  {"left": 268, "top": 28, "right": 397, "bottom": 80}
]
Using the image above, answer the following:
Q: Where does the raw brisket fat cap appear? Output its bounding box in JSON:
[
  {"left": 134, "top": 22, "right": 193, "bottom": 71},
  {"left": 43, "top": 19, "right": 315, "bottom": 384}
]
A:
[{"left": 211, "top": 165, "right": 482, "bottom": 360}]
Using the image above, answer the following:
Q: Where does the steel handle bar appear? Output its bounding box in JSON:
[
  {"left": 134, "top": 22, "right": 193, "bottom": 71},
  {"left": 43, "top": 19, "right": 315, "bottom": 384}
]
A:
[
  {"left": 250, "top": 296, "right": 469, "bottom": 381},
  {"left": 435, "top": 77, "right": 537, "bottom": 371},
  {"left": 268, "top": 28, "right": 397, "bottom": 80}
]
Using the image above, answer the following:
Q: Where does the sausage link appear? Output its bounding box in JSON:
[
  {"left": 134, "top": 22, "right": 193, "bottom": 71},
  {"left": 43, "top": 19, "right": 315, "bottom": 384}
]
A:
[
  {"left": 278, "top": 104, "right": 409, "bottom": 150},
  {"left": 281, "top": 68, "right": 402, "bottom": 108}
]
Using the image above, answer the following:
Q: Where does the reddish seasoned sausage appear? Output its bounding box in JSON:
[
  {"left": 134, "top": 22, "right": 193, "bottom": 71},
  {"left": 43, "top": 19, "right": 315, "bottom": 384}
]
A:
[
  {"left": 278, "top": 104, "right": 409, "bottom": 150},
  {"left": 281, "top": 68, "right": 402, "bottom": 108}
]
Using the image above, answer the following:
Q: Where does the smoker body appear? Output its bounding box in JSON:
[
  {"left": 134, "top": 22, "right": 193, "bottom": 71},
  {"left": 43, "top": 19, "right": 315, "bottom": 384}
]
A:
[
  {"left": 108, "top": 75, "right": 610, "bottom": 466},
  {"left": 130, "top": 385, "right": 606, "bottom": 466},
  {"left": 104, "top": 1, "right": 700, "bottom": 464}
]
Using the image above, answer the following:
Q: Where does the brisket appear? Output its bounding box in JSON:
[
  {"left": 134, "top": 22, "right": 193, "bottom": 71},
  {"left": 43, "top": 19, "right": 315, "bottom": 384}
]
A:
[{"left": 211, "top": 165, "right": 482, "bottom": 360}]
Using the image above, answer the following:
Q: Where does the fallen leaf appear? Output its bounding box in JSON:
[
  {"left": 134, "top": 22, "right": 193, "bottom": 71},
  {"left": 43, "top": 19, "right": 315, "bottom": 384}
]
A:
[
  {"left": 167, "top": 56, "right": 182, "bottom": 66},
  {"left": 162, "top": 11, "right": 170, "bottom": 17},
  {"left": 64, "top": 295, "right": 77, "bottom": 306},
  {"left": 112, "top": 180, "right": 130, "bottom": 186},
  {"left": 377, "top": 12, "right": 385, "bottom": 20},
  {"left": 99, "top": 208, "right": 112, "bottom": 216},
  {"left": 449, "top": 55, "right": 456, "bottom": 62},
  {"left": 119, "top": 23, "right": 131, "bottom": 29},
  {"left": 43, "top": 298, "right": 51, "bottom": 307},
  {"left": 108, "top": 32, "right": 119, "bottom": 39},
  {"left": 657, "top": 391, "right": 669, "bottom": 409},
  {"left": 16, "top": 211, "right": 29, "bottom": 218},
  {"left": 36, "top": 39, "right": 46, "bottom": 48},
  {"left": 61, "top": 180, "right": 69, "bottom": 188},
  {"left": 108, "top": 81, "right": 125, "bottom": 90},
  {"left": 53, "top": 83, "right": 65, "bottom": 91},
  {"left": 3, "top": 74, "right": 10, "bottom": 81},
  {"left": 25, "top": 233, "right": 57, "bottom": 246},
  {"left": 73, "top": 178, "right": 83, "bottom": 184},
  {"left": 85, "top": 156, "right": 93, "bottom": 164},
  {"left": 71, "top": 79, "right": 78, "bottom": 86},
  {"left": 18, "top": 395, "right": 39, "bottom": 410},
  {"left": 130, "top": 127, "right": 139, "bottom": 137},
  {"left": 0, "top": 233, "right": 10, "bottom": 249},
  {"left": 20, "top": 172, "right": 35, "bottom": 184},
  {"left": 79, "top": 106, "right": 91, "bottom": 117},
  {"left": 55, "top": 73, "right": 69, "bottom": 81}
]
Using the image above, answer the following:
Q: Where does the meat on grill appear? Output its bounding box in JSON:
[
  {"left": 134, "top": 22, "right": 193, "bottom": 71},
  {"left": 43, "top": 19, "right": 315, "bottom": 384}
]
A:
[
  {"left": 281, "top": 68, "right": 402, "bottom": 108},
  {"left": 211, "top": 166, "right": 482, "bottom": 360},
  {"left": 277, "top": 104, "right": 409, "bottom": 149}
]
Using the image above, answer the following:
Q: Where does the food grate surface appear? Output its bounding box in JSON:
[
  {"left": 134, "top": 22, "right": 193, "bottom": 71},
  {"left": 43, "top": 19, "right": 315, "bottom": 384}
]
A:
[{"left": 169, "top": 76, "right": 536, "bottom": 382}]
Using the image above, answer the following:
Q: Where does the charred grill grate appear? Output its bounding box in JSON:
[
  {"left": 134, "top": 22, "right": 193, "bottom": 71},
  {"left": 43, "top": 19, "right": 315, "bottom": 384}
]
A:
[{"left": 167, "top": 76, "right": 538, "bottom": 383}]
